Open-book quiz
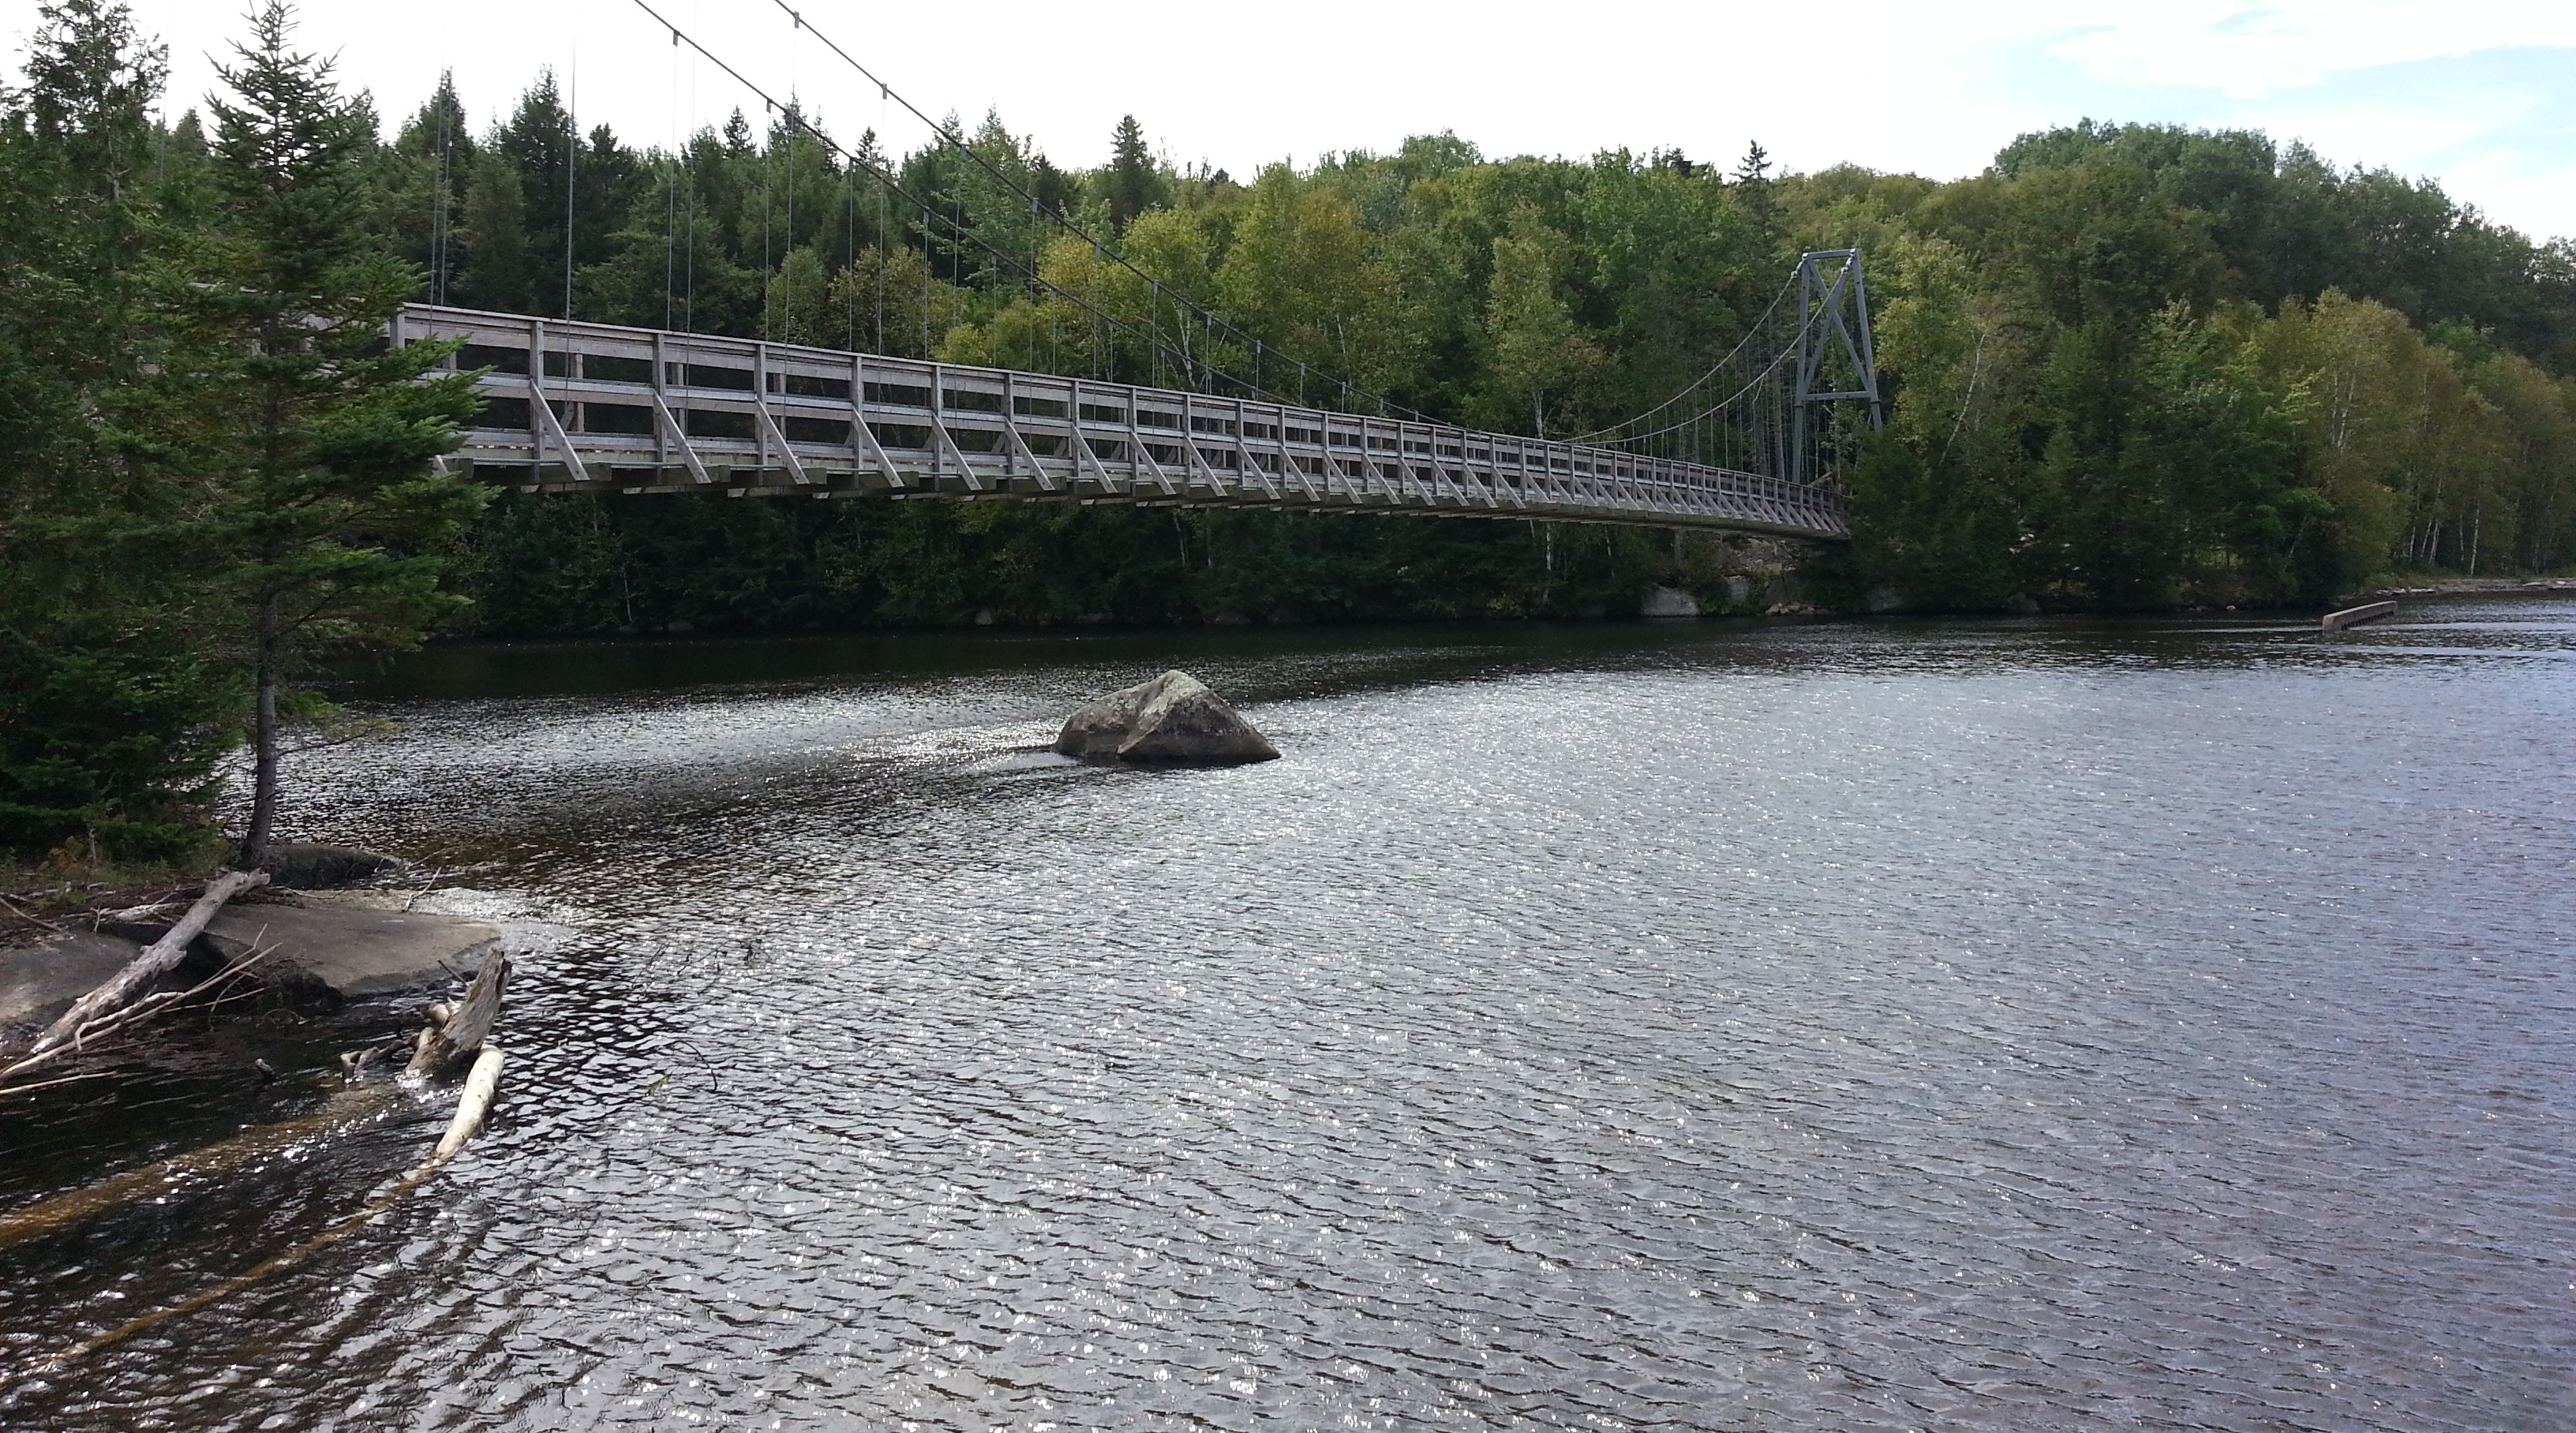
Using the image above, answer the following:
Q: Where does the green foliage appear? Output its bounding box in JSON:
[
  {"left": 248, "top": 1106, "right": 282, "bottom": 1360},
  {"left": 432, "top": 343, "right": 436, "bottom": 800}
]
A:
[
  {"left": 1813, "top": 119, "right": 2576, "bottom": 605},
  {"left": 169, "top": 2, "right": 486, "bottom": 658},
  {"left": 394, "top": 87, "right": 2571, "bottom": 619},
  {"left": 0, "top": 2, "right": 485, "bottom": 858},
  {"left": 0, "top": 0, "right": 240, "bottom": 859},
  {"left": 167, "top": 2, "right": 486, "bottom": 856},
  {"left": 461, "top": 493, "right": 1668, "bottom": 634},
  {"left": 10, "top": 3, "right": 2576, "bottom": 862},
  {"left": 1104, "top": 114, "right": 1165, "bottom": 235},
  {"left": 0, "top": 626, "right": 239, "bottom": 861}
]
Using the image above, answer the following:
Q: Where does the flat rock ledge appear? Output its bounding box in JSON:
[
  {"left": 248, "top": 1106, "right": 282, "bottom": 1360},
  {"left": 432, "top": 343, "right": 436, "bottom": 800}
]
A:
[
  {"left": 1, "top": 903, "right": 500, "bottom": 1042},
  {"left": 1054, "top": 670, "right": 1280, "bottom": 765}
]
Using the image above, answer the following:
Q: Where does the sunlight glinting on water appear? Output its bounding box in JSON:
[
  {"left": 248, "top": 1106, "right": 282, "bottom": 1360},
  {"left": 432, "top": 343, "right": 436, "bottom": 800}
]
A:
[{"left": 5, "top": 603, "right": 2571, "bottom": 1430}]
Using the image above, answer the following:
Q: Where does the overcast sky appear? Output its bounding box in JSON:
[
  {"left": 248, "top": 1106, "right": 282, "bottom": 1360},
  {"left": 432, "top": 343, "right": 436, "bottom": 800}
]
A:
[{"left": 12, "top": 0, "right": 2575, "bottom": 240}]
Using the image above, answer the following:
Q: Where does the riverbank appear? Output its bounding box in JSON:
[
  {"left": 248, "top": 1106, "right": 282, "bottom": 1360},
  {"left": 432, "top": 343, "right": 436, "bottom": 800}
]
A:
[
  {"left": 1, "top": 850, "right": 516, "bottom": 1090},
  {"left": 446, "top": 488, "right": 2576, "bottom": 638},
  {"left": 2352, "top": 574, "right": 2576, "bottom": 597}
]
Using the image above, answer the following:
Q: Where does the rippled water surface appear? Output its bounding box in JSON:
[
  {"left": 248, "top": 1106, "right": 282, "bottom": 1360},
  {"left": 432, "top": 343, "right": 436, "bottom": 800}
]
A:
[{"left": 6, "top": 602, "right": 2573, "bottom": 1430}]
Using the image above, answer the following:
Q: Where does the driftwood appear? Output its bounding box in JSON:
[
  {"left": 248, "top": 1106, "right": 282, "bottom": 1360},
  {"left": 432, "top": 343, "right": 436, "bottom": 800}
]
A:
[
  {"left": 432, "top": 1046, "right": 507, "bottom": 1160},
  {"left": 1, "top": 954, "right": 515, "bottom": 1382},
  {"left": 0, "top": 891, "right": 69, "bottom": 934},
  {"left": 0, "top": 942, "right": 280, "bottom": 1092},
  {"left": 406, "top": 951, "right": 508, "bottom": 1079},
  {"left": 0, "top": 1083, "right": 399, "bottom": 1252},
  {"left": 32, "top": 870, "right": 270, "bottom": 1054},
  {"left": 2, "top": 954, "right": 511, "bottom": 1248}
]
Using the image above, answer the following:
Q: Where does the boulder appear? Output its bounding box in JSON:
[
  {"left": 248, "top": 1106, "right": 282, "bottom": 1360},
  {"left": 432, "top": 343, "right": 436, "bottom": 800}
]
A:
[
  {"left": 0, "top": 930, "right": 151, "bottom": 1031},
  {"left": 253, "top": 842, "right": 399, "bottom": 889},
  {"left": 1054, "top": 670, "right": 1279, "bottom": 764},
  {"left": 1641, "top": 586, "right": 1700, "bottom": 618},
  {"left": 0, "top": 903, "right": 498, "bottom": 1046}
]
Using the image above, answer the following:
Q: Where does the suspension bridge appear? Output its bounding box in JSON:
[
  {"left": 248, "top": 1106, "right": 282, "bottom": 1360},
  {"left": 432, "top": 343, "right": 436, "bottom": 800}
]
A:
[
  {"left": 406, "top": 0, "right": 1881, "bottom": 539},
  {"left": 408, "top": 249, "right": 1879, "bottom": 540}
]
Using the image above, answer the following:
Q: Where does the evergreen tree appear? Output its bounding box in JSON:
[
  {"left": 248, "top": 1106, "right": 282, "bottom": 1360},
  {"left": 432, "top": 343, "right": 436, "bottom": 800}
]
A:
[
  {"left": 458, "top": 144, "right": 530, "bottom": 311},
  {"left": 0, "top": 1, "right": 252, "bottom": 864},
  {"left": 160, "top": 1, "right": 485, "bottom": 862},
  {"left": 1106, "top": 114, "right": 1163, "bottom": 234},
  {"left": 388, "top": 69, "right": 473, "bottom": 304},
  {"left": 1732, "top": 140, "right": 1777, "bottom": 241}
]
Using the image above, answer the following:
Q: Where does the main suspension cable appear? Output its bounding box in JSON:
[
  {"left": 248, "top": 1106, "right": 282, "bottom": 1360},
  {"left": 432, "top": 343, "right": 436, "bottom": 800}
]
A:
[
  {"left": 762, "top": 0, "right": 1445, "bottom": 425},
  {"left": 628, "top": 0, "right": 1297, "bottom": 406},
  {"left": 1562, "top": 277, "right": 1795, "bottom": 443}
]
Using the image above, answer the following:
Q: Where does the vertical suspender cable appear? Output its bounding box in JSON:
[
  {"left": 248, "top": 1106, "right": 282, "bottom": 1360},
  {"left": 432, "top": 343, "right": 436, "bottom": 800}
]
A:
[
  {"left": 564, "top": 43, "right": 578, "bottom": 321},
  {"left": 843, "top": 129, "right": 856, "bottom": 350},
  {"left": 665, "top": 29, "right": 678, "bottom": 331},
  {"left": 683, "top": 4, "right": 698, "bottom": 333},
  {"left": 875, "top": 85, "right": 888, "bottom": 354},
  {"left": 761, "top": 102, "right": 774, "bottom": 340}
]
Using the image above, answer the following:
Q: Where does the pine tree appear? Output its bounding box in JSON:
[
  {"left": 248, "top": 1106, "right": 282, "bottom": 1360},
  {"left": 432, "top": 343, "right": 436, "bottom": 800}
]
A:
[
  {"left": 1732, "top": 140, "right": 1778, "bottom": 242},
  {"left": 0, "top": 1, "right": 247, "bottom": 865},
  {"left": 457, "top": 145, "right": 528, "bottom": 311},
  {"left": 492, "top": 71, "right": 573, "bottom": 316}
]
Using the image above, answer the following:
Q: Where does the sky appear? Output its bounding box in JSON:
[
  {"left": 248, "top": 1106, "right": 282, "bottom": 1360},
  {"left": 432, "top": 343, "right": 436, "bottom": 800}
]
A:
[{"left": 9, "top": 0, "right": 2574, "bottom": 241}]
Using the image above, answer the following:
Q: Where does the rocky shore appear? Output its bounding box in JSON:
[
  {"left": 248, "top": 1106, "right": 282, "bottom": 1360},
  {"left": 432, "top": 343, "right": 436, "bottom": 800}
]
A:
[{"left": 1, "top": 846, "right": 512, "bottom": 1057}]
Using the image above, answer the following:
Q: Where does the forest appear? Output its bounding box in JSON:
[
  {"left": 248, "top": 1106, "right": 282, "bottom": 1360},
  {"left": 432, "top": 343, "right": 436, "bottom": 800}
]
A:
[
  {"left": 5, "top": 0, "right": 2576, "bottom": 862},
  {"left": 354, "top": 65, "right": 2576, "bottom": 623}
]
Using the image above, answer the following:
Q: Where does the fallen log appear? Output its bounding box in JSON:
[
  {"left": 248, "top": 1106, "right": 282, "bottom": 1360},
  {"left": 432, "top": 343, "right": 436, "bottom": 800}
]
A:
[
  {"left": 432, "top": 1046, "right": 506, "bottom": 1161},
  {"left": 1, "top": 955, "right": 515, "bottom": 1382},
  {"left": 32, "top": 870, "right": 269, "bottom": 1054},
  {"left": 0, "top": 953, "right": 508, "bottom": 1247},
  {"left": 0, "top": 1083, "right": 399, "bottom": 1252},
  {"left": 2321, "top": 600, "right": 2398, "bottom": 631},
  {"left": 406, "top": 951, "right": 508, "bottom": 1079},
  {"left": 0, "top": 942, "right": 281, "bottom": 1092}
]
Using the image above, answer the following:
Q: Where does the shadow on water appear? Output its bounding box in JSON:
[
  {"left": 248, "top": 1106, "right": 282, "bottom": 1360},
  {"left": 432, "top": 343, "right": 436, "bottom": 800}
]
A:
[{"left": 339, "top": 600, "right": 2567, "bottom": 706}]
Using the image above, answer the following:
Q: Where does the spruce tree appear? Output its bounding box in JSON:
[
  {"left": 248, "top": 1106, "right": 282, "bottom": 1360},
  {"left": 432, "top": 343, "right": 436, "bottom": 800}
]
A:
[
  {"left": 1732, "top": 140, "right": 1778, "bottom": 243},
  {"left": 390, "top": 70, "right": 474, "bottom": 304},
  {"left": 1106, "top": 114, "right": 1162, "bottom": 235},
  {"left": 0, "top": 1, "right": 244, "bottom": 864},
  {"left": 159, "top": 1, "right": 485, "bottom": 864}
]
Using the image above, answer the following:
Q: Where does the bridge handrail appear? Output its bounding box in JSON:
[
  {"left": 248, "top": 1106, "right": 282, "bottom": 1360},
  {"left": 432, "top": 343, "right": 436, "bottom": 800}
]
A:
[{"left": 394, "top": 304, "right": 1848, "bottom": 537}]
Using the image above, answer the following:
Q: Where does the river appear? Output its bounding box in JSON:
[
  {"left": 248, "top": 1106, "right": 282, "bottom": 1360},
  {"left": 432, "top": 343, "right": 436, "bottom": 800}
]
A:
[{"left": 4, "top": 600, "right": 2571, "bottom": 1430}]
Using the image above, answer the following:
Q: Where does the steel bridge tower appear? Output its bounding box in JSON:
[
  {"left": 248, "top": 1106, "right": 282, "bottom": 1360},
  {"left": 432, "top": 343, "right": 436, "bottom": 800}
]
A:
[{"left": 1790, "top": 249, "right": 1884, "bottom": 490}]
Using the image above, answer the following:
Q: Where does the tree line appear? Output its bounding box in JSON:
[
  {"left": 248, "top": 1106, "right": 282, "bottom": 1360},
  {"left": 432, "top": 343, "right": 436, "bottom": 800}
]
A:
[
  {"left": 6, "top": 0, "right": 2574, "bottom": 863},
  {"left": 350, "top": 51, "right": 2576, "bottom": 620}
]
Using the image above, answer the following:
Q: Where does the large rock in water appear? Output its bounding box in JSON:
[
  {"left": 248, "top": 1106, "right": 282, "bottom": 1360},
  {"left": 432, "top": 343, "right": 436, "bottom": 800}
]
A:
[{"left": 1054, "top": 670, "right": 1279, "bottom": 764}]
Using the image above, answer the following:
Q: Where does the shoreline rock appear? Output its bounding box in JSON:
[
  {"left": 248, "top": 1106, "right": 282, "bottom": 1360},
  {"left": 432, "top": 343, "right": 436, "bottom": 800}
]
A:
[
  {"left": 253, "top": 842, "right": 400, "bottom": 889},
  {"left": 1641, "top": 586, "right": 1700, "bottom": 618},
  {"left": 1054, "top": 670, "right": 1279, "bottom": 765},
  {"left": 1, "top": 897, "right": 501, "bottom": 1049}
]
